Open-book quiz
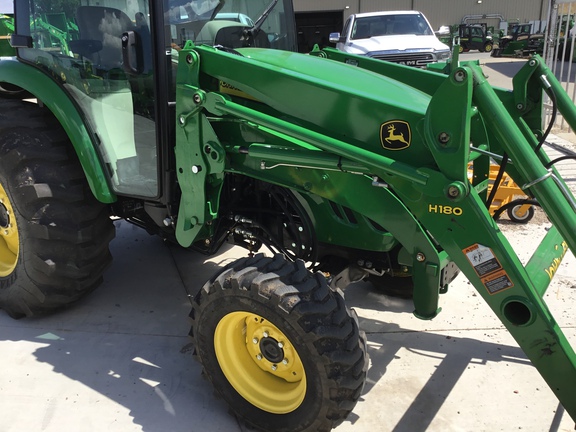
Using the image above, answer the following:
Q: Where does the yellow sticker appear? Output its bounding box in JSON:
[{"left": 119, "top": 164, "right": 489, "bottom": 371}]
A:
[{"left": 219, "top": 81, "right": 259, "bottom": 101}]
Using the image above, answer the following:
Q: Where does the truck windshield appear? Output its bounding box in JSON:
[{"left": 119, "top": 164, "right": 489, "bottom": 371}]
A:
[{"left": 351, "top": 14, "right": 433, "bottom": 39}]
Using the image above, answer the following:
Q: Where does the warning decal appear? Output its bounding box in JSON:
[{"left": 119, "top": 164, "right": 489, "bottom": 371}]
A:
[
  {"left": 482, "top": 270, "right": 514, "bottom": 294},
  {"left": 463, "top": 244, "right": 514, "bottom": 294}
]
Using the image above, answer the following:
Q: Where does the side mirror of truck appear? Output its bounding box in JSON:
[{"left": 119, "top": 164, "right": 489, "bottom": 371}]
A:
[{"left": 329, "top": 32, "right": 344, "bottom": 43}]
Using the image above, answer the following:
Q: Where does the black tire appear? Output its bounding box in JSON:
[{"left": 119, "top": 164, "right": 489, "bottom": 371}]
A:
[
  {"left": 507, "top": 205, "right": 535, "bottom": 224},
  {"left": 190, "top": 253, "right": 368, "bottom": 432},
  {"left": 0, "top": 100, "right": 115, "bottom": 318},
  {"left": 369, "top": 273, "right": 414, "bottom": 299}
]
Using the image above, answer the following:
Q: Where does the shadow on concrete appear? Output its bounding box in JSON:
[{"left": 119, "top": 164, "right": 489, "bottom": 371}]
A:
[{"left": 483, "top": 60, "right": 525, "bottom": 79}]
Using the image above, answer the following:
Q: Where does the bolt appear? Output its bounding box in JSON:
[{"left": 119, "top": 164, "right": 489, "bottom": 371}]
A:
[
  {"left": 163, "top": 217, "right": 172, "bottom": 227},
  {"left": 204, "top": 145, "right": 212, "bottom": 154},
  {"left": 282, "top": 359, "right": 288, "bottom": 365},
  {"left": 191, "top": 165, "right": 202, "bottom": 174},
  {"left": 263, "top": 331, "right": 269, "bottom": 338},
  {"left": 204, "top": 238, "right": 211, "bottom": 246},
  {"left": 186, "top": 54, "right": 194, "bottom": 64},
  {"left": 278, "top": 342, "right": 284, "bottom": 348},
  {"left": 448, "top": 186, "right": 460, "bottom": 198},
  {"left": 516, "top": 103, "right": 524, "bottom": 111},
  {"left": 366, "top": 261, "right": 373, "bottom": 269},
  {"left": 3, "top": 230, "right": 8, "bottom": 235},
  {"left": 416, "top": 253, "right": 426, "bottom": 262},
  {"left": 253, "top": 338, "right": 259, "bottom": 344},
  {"left": 256, "top": 354, "right": 262, "bottom": 360},
  {"left": 179, "top": 115, "right": 186, "bottom": 125},
  {"left": 454, "top": 70, "right": 466, "bottom": 82},
  {"left": 193, "top": 93, "right": 202, "bottom": 104},
  {"left": 298, "top": 226, "right": 304, "bottom": 232},
  {"left": 438, "top": 132, "right": 450, "bottom": 144},
  {"left": 271, "top": 365, "right": 277, "bottom": 371},
  {"left": 529, "top": 59, "right": 536, "bottom": 67},
  {"left": 357, "top": 259, "right": 365, "bottom": 267}
]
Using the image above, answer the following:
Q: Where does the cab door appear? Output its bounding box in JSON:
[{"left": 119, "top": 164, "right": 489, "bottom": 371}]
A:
[{"left": 16, "top": 0, "right": 159, "bottom": 198}]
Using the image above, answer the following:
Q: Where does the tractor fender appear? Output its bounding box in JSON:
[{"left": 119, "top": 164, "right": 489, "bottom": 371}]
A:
[{"left": 0, "top": 59, "right": 115, "bottom": 203}]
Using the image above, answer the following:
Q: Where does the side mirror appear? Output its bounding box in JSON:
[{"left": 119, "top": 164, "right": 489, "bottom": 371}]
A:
[{"left": 329, "top": 32, "right": 343, "bottom": 43}]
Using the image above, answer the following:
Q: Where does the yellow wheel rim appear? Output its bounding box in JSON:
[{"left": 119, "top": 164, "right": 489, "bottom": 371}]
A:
[
  {"left": 214, "top": 311, "right": 306, "bottom": 414},
  {"left": 0, "top": 183, "right": 18, "bottom": 277}
]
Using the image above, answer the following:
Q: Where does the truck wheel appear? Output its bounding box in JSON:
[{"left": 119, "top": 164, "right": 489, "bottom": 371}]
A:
[
  {"left": 507, "top": 205, "right": 535, "bottom": 224},
  {"left": 190, "top": 254, "right": 368, "bottom": 432},
  {"left": 0, "top": 100, "right": 114, "bottom": 318},
  {"left": 483, "top": 42, "right": 494, "bottom": 53}
]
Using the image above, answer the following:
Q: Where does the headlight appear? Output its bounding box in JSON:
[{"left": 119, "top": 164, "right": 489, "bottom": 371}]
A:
[{"left": 437, "top": 50, "right": 451, "bottom": 60}]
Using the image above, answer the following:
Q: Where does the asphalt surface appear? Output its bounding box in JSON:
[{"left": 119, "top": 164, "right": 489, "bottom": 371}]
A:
[{"left": 1, "top": 52, "right": 575, "bottom": 432}]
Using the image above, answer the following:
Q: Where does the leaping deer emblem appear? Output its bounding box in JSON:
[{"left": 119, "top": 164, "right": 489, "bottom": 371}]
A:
[{"left": 385, "top": 124, "right": 409, "bottom": 146}]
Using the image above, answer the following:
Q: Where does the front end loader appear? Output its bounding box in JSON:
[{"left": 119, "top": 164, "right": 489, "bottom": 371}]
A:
[{"left": 0, "top": 0, "right": 575, "bottom": 431}]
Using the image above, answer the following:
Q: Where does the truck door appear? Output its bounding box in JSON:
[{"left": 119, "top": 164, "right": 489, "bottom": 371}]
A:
[{"left": 15, "top": 0, "right": 159, "bottom": 198}]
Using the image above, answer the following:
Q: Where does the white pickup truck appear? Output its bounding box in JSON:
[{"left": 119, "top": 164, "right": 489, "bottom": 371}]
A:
[{"left": 329, "top": 10, "right": 451, "bottom": 67}]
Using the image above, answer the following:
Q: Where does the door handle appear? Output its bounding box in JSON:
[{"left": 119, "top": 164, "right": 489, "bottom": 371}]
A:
[{"left": 121, "top": 31, "right": 141, "bottom": 75}]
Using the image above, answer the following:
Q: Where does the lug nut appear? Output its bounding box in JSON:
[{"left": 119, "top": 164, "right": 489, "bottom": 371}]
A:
[
  {"left": 256, "top": 354, "right": 262, "bottom": 360},
  {"left": 263, "top": 331, "right": 269, "bottom": 338},
  {"left": 271, "top": 365, "right": 277, "bottom": 371},
  {"left": 252, "top": 338, "right": 258, "bottom": 344},
  {"left": 278, "top": 342, "right": 284, "bottom": 348},
  {"left": 282, "top": 359, "right": 288, "bottom": 365}
]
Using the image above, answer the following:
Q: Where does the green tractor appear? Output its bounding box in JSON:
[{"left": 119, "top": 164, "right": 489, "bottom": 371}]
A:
[
  {"left": 492, "top": 23, "right": 544, "bottom": 57},
  {"left": 1, "top": 0, "right": 576, "bottom": 431}
]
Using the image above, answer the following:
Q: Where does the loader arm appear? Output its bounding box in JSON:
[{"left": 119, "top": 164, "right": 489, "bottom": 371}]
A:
[{"left": 173, "top": 43, "right": 576, "bottom": 418}]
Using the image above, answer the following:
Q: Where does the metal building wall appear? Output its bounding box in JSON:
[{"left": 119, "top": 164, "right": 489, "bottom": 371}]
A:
[{"left": 293, "top": 0, "right": 548, "bottom": 30}]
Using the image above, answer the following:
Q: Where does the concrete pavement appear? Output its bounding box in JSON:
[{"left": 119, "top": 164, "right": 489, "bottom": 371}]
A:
[{"left": 1, "top": 218, "right": 574, "bottom": 432}]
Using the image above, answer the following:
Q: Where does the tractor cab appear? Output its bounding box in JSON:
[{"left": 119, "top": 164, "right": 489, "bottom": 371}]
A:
[{"left": 9, "top": 0, "right": 297, "bottom": 199}]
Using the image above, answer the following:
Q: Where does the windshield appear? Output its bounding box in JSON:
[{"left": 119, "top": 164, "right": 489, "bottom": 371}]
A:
[
  {"left": 351, "top": 14, "right": 433, "bottom": 40},
  {"left": 166, "top": 0, "right": 295, "bottom": 51}
]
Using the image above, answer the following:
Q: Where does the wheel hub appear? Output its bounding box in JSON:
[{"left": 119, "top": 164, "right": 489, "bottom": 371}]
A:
[
  {"left": 259, "top": 336, "right": 284, "bottom": 363},
  {"left": 214, "top": 311, "right": 306, "bottom": 414},
  {"left": 0, "top": 202, "right": 9, "bottom": 228},
  {"left": 0, "top": 184, "right": 18, "bottom": 276}
]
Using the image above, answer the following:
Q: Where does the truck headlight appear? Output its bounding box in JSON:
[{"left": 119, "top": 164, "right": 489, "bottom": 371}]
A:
[{"left": 437, "top": 51, "right": 451, "bottom": 61}]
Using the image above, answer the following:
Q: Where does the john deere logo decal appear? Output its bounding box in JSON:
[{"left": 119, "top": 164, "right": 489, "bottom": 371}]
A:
[{"left": 380, "top": 120, "right": 411, "bottom": 150}]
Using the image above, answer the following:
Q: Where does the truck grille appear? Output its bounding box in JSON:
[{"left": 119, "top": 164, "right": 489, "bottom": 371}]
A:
[{"left": 369, "top": 53, "right": 435, "bottom": 67}]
